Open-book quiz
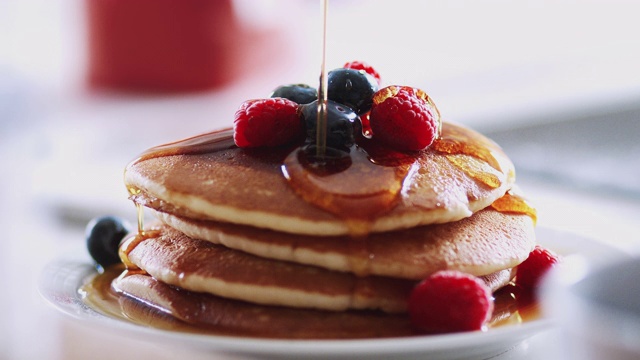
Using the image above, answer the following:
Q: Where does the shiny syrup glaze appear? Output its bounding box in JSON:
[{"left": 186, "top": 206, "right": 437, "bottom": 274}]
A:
[
  {"left": 132, "top": 127, "right": 237, "bottom": 164},
  {"left": 282, "top": 145, "right": 412, "bottom": 236},
  {"left": 490, "top": 189, "right": 538, "bottom": 225},
  {"left": 118, "top": 228, "right": 162, "bottom": 271},
  {"left": 81, "top": 266, "right": 541, "bottom": 339}
]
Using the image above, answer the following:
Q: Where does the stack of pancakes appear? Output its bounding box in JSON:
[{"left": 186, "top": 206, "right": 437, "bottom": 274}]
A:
[{"left": 113, "top": 122, "right": 536, "bottom": 338}]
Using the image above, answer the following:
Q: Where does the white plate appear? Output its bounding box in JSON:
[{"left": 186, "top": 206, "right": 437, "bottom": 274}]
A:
[{"left": 39, "top": 227, "right": 628, "bottom": 360}]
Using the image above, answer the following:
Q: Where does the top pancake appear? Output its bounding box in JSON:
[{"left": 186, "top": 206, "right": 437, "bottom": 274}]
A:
[{"left": 124, "top": 122, "right": 515, "bottom": 236}]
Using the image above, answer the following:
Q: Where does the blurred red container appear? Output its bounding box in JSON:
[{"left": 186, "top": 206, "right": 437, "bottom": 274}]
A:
[{"left": 86, "top": 0, "right": 246, "bottom": 92}]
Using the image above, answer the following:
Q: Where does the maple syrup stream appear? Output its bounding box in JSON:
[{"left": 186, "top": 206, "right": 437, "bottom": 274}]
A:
[{"left": 316, "top": 0, "right": 329, "bottom": 159}]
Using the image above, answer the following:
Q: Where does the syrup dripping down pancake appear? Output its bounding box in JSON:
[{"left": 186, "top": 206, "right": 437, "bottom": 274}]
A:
[
  {"left": 122, "top": 225, "right": 515, "bottom": 313},
  {"left": 124, "top": 122, "right": 516, "bottom": 236},
  {"left": 155, "top": 207, "right": 535, "bottom": 280}
]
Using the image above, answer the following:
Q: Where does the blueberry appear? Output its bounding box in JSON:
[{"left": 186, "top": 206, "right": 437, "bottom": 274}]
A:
[
  {"left": 300, "top": 100, "right": 360, "bottom": 151},
  {"left": 327, "top": 68, "right": 378, "bottom": 115},
  {"left": 271, "top": 83, "right": 318, "bottom": 104},
  {"left": 85, "top": 216, "right": 132, "bottom": 270}
]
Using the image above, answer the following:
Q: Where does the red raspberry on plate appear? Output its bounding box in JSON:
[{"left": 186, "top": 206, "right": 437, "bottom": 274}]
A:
[
  {"left": 343, "top": 60, "right": 381, "bottom": 85},
  {"left": 233, "top": 98, "right": 302, "bottom": 148},
  {"left": 369, "top": 86, "right": 440, "bottom": 152},
  {"left": 515, "top": 245, "right": 560, "bottom": 291},
  {"left": 408, "top": 270, "right": 494, "bottom": 334}
]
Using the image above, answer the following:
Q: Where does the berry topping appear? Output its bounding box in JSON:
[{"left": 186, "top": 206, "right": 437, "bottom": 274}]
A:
[
  {"left": 233, "top": 98, "right": 302, "bottom": 148},
  {"left": 86, "top": 216, "right": 132, "bottom": 270},
  {"left": 327, "top": 68, "right": 378, "bottom": 115},
  {"left": 408, "top": 270, "right": 494, "bottom": 334},
  {"left": 369, "top": 86, "right": 440, "bottom": 152},
  {"left": 299, "top": 100, "right": 360, "bottom": 151},
  {"left": 515, "top": 245, "right": 560, "bottom": 291},
  {"left": 343, "top": 60, "right": 381, "bottom": 85},
  {"left": 271, "top": 83, "right": 318, "bottom": 105}
]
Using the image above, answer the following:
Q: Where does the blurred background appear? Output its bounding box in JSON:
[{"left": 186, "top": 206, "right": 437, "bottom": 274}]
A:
[{"left": 1, "top": 0, "right": 639, "bottom": 359}]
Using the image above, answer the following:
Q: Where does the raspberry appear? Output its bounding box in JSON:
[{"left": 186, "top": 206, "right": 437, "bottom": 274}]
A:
[
  {"left": 408, "top": 270, "right": 494, "bottom": 334},
  {"left": 515, "top": 245, "right": 560, "bottom": 291},
  {"left": 343, "top": 60, "right": 381, "bottom": 85},
  {"left": 369, "top": 86, "right": 440, "bottom": 151},
  {"left": 233, "top": 98, "right": 302, "bottom": 148}
]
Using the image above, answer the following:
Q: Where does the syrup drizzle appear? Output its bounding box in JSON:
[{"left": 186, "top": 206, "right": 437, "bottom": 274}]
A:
[
  {"left": 433, "top": 123, "right": 504, "bottom": 172},
  {"left": 117, "top": 234, "right": 142, "bottom": 269},
  {"left": 282, "top": 145, "right": 411, "bottom": 236},
  {"left": 118, "top": 232, "right": 162, "bottom": 272},
  {"left": 444, "top": 155, "right": 502, "bottom": 189},
  {"left": 316, "top": 0, "right": 329, "bottom": 159},
  {"left": 118, "top": 185, "right": 162, "bottom": 271},
  {"left": 131, "top": 128, "right": 236, "bottom": 166},
  {"left": 490, "top": 189, "right": 538, "bottom": 225},
  {"left": 280, "top": 122, "right": 522, "bottom": 235}
]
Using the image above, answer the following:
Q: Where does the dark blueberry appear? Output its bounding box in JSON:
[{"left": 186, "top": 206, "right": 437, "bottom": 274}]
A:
[
  {"left": 85, "top": 216, "right": 132, "bottom": 270},
  {"left": 299, "top": 100, "right": 360, "bottom": 151},
  {"left": 327, "top": 68, "right": 378, "bottom": 115},
  {"left": 271, "top": 83, "right": 318, "bottom": 104}
]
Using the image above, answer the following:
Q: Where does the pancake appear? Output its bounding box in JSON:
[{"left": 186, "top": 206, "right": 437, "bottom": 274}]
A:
[
  {"left": 155, "top": 207, "right": 536, "bottom": 279},
  {"left": 113, "top": 272, "right": 417, "bottom": 339},
  {"left": 124, "top": 122, "right": 516, "bottom": 236},
  {"left": 111, "top": 272, "right": 524, "bottom": 339},
  {"left": 122, "top": 225, "right": 515, "bottom": 313}
]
